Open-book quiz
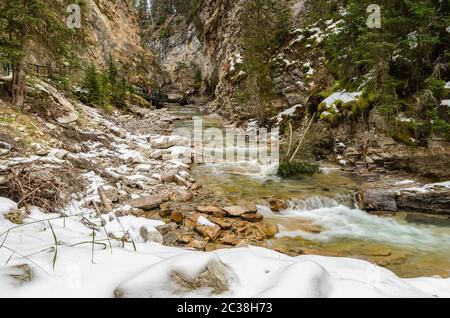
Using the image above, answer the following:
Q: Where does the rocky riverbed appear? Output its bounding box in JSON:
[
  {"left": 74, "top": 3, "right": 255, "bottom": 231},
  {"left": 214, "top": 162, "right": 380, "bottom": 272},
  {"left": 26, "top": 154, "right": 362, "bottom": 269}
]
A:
[{"left": 1, "top": 79, "right": 450, "bottom": 282}]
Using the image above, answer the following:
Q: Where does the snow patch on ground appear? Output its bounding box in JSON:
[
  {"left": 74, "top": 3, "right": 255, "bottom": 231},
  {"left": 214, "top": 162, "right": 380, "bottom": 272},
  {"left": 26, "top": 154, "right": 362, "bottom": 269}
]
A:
[
  {"left": 323, "top": 91, "right": 362, "bottom": 108},
  {"left": 0, "top": 198, "right": 449, "bottom": 298},
  {"left": 0, "top": 198, "right": 17, "bottom": 216}
]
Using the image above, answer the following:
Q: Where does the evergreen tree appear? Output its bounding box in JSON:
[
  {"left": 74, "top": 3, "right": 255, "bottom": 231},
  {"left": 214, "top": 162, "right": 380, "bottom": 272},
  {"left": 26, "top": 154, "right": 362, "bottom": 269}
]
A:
[
  {"left": 239, "top": 0, "right": 291, "bottom": 124},
  {"left": 82, "top": 65, "right": 106, "bottom": 108},
  {"left": 0, "top": 0, "right": 75, "bottom": 107}
]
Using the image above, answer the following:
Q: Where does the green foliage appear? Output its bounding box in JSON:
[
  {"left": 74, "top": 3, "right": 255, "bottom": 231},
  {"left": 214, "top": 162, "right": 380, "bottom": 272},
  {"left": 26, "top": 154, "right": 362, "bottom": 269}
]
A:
[
  {"left": 82, "top": 65, "right": 107, "bottom": 108},
  {"left": 194, "top": 68, "right": 202, "bottom": 89},
  {"left": 327, "top": 0, "right": 449, "bottom": 100},
  {"left": 239, "top": 0, "right": 291, "bottom": 124},
  {"left": 277, "top": 161, "right": 320, "bottom": 179},
  {"left": 317, "top": 0, "right": 450, "bottom": 142},
  {"left": 158, "top": 27, "right": 170, "bottom": 39},
  {"left": 80, "top": 58, "right": 131, "bottom": 110}
]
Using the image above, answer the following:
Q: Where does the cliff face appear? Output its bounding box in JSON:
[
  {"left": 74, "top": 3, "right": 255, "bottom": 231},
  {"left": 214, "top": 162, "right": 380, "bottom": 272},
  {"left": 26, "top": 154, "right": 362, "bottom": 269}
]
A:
[
  {"left": 148, "top": 0, "right": 315, "bottom": 119},
  {"left": 147, "top": 0, "right": 243, "bottom": 96},
  {"left": 27, "top": 0, "right": 161, "bottom": 85},
  {"left": 147, "top": 0, "right": 450, "bottom": 179}
]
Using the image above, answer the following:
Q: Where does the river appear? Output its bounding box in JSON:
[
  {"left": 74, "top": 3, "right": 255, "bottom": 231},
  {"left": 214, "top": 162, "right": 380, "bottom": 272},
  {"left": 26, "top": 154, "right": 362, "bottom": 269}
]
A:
[{"left": 169, "top": 104, "right": 450, "bottom": 278}]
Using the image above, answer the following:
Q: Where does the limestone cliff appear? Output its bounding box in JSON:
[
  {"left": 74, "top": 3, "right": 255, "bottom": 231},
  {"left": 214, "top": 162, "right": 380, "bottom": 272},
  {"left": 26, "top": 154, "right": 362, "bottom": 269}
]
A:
[{"left": 26, "top": 0, "right": 161, "bottom": 85}]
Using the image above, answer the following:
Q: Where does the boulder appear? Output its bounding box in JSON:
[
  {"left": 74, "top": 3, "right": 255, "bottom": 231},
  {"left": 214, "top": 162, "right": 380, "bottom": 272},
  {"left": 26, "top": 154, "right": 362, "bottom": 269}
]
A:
[
  {"left": 257, "top": 222, "right": 279, "bottom": 238},
  {"left": 128, "top": 196, "right": 165, "bottom": 210},
  {"left": 170, "top": 211, "right": 184, "bottom": 223},
  {"left": 269, "top": 199, "right": 288, "bottom": 212},
  {"left": 396, "top": 186, "right": 450, "bottom": 214},
  {"left": 195, "top": 224, "right": 221, "bottom": 241},
  {"left": 139, "top": 227, "right": 163, "bottom": 244},
  {"left": 208, "top": 216, "right": 232, "bottom": 230},
  {"left": 161, "top": 169, "right": 178, "bottom": 183},
  {"left": 177, "top": 234, "right": 194, "bottom": 244},
  {"left": 190, "top": 240, "right": 206, "bottom": 250},
  {"left": 223, "top": 206, "right": 251, "bottom": 216},
  {"left": 219, "top": 234, "right": 240, "bottom": 246},
  {"left": 357, "top": 189, "right": 398, "bottom": 212},
  {"left": 240, "top": 212, "right": 263, "bottom": 222},
  {"left": 197, "top": 206, "right": 227, "bottom": 217}
]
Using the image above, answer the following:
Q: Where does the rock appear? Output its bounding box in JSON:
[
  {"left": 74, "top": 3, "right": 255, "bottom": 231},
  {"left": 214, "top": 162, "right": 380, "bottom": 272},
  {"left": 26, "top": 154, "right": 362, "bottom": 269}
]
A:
[
  {"left": 174, "top": 175, "right": 188, "bottom": 186},
  {"left": 102, "top": 187, "right": 120, "bottom": 203},
  {"left": 195, "top": 224, "right": 221, "bottom": 241},
  {"left": 357, "top": 189, "right": 398, "bottom": 212},
  {"left": 365, "top": 156, "right": 375, "bottom": 164},
  {"left": 268, "top": 199, "right": 288, "bottom": 212},
  {"left": 150, "top": 150, "right": 165, "bottom": 159},
  {"left": 170, "top": 211, "right": 184, "bottom": 223},
  {"left": 170, "top": 190, "right": 193, "bottom": 202},
  {"left": 56, "top": 111, "right": 78, "bottom": 124},
  {"left": 45, "top": 122, "right": 58, "bottom": 130},
  {"left": 223, "top": 206, "right": 250, "bottom": 216},
  {"left": 161, "top": 169, "right": 178, "bottom": 183},
  {"left": 159, "top": 202, "right": 173, "bottom": 217},
  {"left": 208, "top": 216, "right": 232, "bottom": 230},
  {"left": 170, "top": 260, "right": 230, "bottom": 295},
  {"left": 177, "top": 234, "right": 193, "bottom": 244},
  {"left": 257, "top": 223, "right": 279, "bottom": 238},
  {"left": 128, "top": 196, "right": 165, "bottom": 210},
  {"left": 139, "top": 227, "right": 163, "bottom": 244},
  {"left": 219, "top": 234, "right": 239, "bottom": 246},
  {"left": 196, "top": 206, "right": 227, "bottom": 217},
  {"left": 190, "top": 240, "right": 206, "bottom": 250},
  {"left": 35, "top": 148, "right": 50, "bottom": 156},
  {"left": 134, "top": 164, "right": 153, "bottom": 172},
  {"left": 150, "top": 135, "right": 189, "bottom": 149},
  {"left": 396, "top": 187, "right": 450, "bottom": 214},
  {"left": 156, "top": 223, "right": 179, "bottom": 245},
  {"left": 49, "top": 149, "right": 68, "bottom": 160},
  {"left": 240, "top": 212, "right": 263, "bottom": 222}
]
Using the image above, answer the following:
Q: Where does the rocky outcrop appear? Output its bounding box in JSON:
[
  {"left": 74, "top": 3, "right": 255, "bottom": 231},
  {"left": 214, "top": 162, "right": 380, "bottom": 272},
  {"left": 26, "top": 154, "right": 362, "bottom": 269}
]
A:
[
  {"left": 358, "top": 182, "right": 450, "bottom": 215},
  {"left": 27, "top": 0, "right": 161, "bottom": 85}
]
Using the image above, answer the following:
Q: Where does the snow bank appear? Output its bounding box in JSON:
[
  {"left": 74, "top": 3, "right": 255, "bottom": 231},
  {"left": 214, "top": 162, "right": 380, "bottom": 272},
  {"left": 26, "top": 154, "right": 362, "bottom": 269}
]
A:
[
  {"left": 0, "top": 199, "right": 449, "bottom": 298},
  {"left": 0, "top": 197, "right": 17, "bottom": 216},
  {"left": 323, "top": 91, "right": 362, "bottom": 108}
]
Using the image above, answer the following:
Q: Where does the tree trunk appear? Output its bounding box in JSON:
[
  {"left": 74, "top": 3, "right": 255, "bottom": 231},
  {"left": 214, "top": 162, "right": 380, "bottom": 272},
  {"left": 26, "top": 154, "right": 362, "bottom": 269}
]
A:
[{"left": 11, "top": 61, "right": 26, "bottom": 108}]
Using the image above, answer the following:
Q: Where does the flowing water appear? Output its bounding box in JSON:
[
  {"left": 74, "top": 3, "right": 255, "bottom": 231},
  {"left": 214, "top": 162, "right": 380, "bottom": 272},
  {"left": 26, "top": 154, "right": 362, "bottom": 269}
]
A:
[{"left": 169, "top": 104, "right": 450, "bottom": 278}]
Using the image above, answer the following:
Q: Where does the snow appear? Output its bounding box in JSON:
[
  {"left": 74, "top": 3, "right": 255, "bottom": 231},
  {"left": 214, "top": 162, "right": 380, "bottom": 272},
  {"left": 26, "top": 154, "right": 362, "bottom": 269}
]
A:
[
  {"left": 272, "top": 105, "right": 301, "bottom": 124},
  {"left": 445, "top": 82, "right": 450, "bottom": 89},
  {"left": 0, "top": 198, "right": 17, "bottom": 215},
  {"left": 197, "top": 216, "right": 217, "bottom": 227},
  {"left": 0, "top": 198, "right": 449, "bottom": 298},
  {"left": 441, "top": 100, "right": 450, "bottom": 108},
  {"left": 394, "top": 180, "right": 416, "bottom": 186},
  {"left": 323, "top": 91, "right": 362, "bottom": 108}
]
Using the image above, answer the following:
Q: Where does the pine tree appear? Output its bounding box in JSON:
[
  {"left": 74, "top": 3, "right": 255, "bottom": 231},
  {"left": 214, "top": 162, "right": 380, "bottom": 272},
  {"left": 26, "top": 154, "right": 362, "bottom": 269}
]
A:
[
  {"left": 83, "top": 65, "right": 106, "bottom": 108},
  {"left": 0, "top": 0, "right": 75, "bottom": 107},
  {"left": 239, "top": 0, "right": 291, "bottom": 124}
]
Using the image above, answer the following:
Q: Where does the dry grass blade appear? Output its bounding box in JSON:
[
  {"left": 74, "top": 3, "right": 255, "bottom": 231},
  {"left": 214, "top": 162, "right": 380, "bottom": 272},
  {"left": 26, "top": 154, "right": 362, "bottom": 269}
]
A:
[{"left": 47, "top": 221, "right": 58, "bottom": 270}]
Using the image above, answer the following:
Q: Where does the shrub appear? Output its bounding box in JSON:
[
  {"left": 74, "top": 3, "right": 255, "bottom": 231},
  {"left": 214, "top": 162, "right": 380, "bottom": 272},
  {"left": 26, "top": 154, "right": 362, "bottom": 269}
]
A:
[{"left": 277, "top": 161, "right": 320, "bottom": 179}]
